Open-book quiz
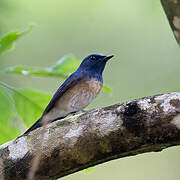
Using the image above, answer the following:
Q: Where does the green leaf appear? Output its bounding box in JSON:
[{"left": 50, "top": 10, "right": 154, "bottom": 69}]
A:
[
  {"left": 0, "top": 81, "right": 52, "bottom": 143},
  {"left": 5, "top": 66, "right": 68, "bottom": 78},
  {"left": 13, "top": 89, "right": 52, "bottom": 127},
  {"left": 52, "top": 55, "right": 81, "bottom": 73},
  {"left": 0, "top": 24, "right": 33, "bottom": 55},
  {"left": 0, "top": 88, "right": 19, "bottom": 144},
  {"left": 5, "top": 55, "right": 81, "bottom": 78}
]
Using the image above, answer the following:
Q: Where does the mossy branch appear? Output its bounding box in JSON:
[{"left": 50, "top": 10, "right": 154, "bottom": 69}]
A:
[{"left": 0, "top": 92, "right": 180, "bottom": 180}]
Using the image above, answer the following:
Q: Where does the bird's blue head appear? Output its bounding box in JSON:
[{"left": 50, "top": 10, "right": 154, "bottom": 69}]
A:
[{"left": 77, "top": 53, "right": 114, "bottom": 75}]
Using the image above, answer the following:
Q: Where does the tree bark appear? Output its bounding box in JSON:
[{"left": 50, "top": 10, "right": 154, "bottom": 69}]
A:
[
  {"left": 161, "top": 0, "right": 180, "bottom": 45},
  {"left": 0, "top": 92, "right": 180, "bottom": 180}
]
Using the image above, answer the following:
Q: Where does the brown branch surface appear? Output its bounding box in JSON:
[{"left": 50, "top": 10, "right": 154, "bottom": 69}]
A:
[
  {"left": 161, "top": 0, "right": 180, "bottom": 45},
  {"left": 0, "top": 92, "right": 180, "bottom": 180}
]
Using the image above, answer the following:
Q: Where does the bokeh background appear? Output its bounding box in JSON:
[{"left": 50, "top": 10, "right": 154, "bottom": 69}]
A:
[{"left": 0, "top": 0, "right": 180, "bottom": 179}]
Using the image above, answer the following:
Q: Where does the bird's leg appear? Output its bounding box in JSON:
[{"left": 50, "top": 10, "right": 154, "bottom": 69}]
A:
[{"left": 71, "top": 105, "right": 88, "bottom": 112}]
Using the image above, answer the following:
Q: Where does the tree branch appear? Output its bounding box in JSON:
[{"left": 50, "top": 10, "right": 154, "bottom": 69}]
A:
[
  {"left": 0, "top": 92, "right": 180, "bottom": 180},
  {"left": 161, "top": 0, "right": 180, "bottom": 45}
]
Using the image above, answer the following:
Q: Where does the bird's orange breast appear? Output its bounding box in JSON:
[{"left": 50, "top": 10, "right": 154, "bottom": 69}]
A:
[
  {"left": 67, "top": 78, "right": 102, "bottom": 109},
  {"left": 85, "top": 78, "right": 103, "bottom": 94}
]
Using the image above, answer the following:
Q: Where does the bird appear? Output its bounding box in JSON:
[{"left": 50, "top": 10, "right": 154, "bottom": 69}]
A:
[{"left": 22, "top": 53, "right": 114, "bottom": 136}]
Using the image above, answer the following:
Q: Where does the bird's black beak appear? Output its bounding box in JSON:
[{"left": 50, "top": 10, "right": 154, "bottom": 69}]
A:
[{"left": 103, "top": 55, "right": 114, "bottom": 61}]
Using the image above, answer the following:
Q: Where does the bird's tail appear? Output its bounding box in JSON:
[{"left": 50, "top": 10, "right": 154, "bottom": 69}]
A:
[{"left": 19, "top": 114, "right": 69, "bottom": 137}]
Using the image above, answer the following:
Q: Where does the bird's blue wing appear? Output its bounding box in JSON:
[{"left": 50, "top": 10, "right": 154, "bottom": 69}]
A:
[{"left": 43, "top": 71, "right": 83, "bottom": 115}]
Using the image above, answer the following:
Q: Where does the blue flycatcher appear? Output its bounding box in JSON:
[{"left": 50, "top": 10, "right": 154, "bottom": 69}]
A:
[{"left": 23, "top": 54, "right": 114, "bottom": 136}]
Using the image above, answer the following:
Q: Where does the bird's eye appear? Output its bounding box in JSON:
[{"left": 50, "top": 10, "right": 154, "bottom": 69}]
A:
[{"left": 90, "top": 56, "right": 96, "bottom": 60}]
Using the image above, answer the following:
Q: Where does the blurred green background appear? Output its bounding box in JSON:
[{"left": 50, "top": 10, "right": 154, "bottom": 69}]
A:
[{"left": 0, "top": 0, "right": 180, "bottom": 180}]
